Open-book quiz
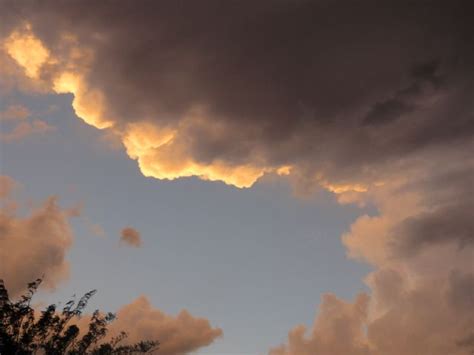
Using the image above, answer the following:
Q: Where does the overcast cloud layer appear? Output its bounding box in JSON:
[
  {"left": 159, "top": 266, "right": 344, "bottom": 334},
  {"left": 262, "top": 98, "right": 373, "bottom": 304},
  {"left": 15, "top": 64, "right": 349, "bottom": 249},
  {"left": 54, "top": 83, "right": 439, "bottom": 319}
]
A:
[{"left": 1, "top": 1, "right": 473, "bottom": 354}]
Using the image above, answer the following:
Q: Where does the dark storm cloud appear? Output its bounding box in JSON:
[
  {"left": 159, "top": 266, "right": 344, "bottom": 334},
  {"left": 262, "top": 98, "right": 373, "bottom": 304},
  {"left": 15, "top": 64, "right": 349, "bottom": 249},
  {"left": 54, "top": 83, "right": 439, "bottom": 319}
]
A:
[
  {"left": 393, "top": 202, "right": 474, "bottom": 256},
  {"left": 363, "top": 61, "right": 442, "bottom": 126},
  {"left": 363, "top": 99, "right": 414, "bottom": 126},
  {"left": 1, "top": 0, "right": 472, "bottom": 269},
  {"left": 390, "top": 164, "right": 474, "bottom": 256},
  {"left": 1, "top": 1, "right": 472, "bottom": 179}
]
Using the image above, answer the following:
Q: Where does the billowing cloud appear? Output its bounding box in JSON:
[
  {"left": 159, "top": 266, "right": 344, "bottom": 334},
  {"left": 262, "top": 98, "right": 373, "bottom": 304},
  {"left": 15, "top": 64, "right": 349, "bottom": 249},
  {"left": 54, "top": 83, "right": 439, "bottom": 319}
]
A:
[
  {"left": 71, "top": 295, "right": 222, "bottom": 355},
  {"left": 0, "top": 1, "right": 471, "bottom": 188},
  {"left": 0, "top": 176, "right": 75, "bottom": 296},
  {"left": 120, "top": 227, "right": 142, "bottom": 248},
  {"left": 271, "top": 155, "right": 474, "bottom": 354},
  {"left": 271, "top": 265, "right": 474, "bottom": 355},
  {"left": 105, "top": 296, "right": 222, "bottom": 355},
  {"left": 269, "top": 293, "right": 370, "bottom": 355}
]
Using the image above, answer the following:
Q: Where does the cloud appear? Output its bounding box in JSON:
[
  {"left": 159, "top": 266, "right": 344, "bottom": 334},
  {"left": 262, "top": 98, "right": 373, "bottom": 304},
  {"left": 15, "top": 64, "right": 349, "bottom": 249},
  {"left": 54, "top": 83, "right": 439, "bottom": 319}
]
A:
[
  {"left": 0, "top": 103, "right": 56, "bottom": 143},
  {"left": 0, "top": 2, "right": 473, "bottom": 353},
  {"left": 0, "top": 104, "right": 30, "bottom": 121},
  {"left": 269, "top": 293, "right": 370, "bottom": 355},
  {"left": 1, "top": 118, "right": 56, "bottom": 142},
  {"left": 0, "top": 1, "right": 471, "bottom": 188},
  {"left": 120, "top": 227, "right": 142, "bottom": 248},
  {"left": 72, "top": 295, "right": 222, "bottom": 355},
  {"left": 272, "top": 154, "right": 474, "bottom": 354},
  {"left": 0, "top": 175, "right": 17, "bottom": 199},
  {"left": 0, "top": 177, "right": 222, "bottom": 353},
  {"left": 104, "top": 296, "right": 222, "bottom": 355},
  {"left": 271, "top": 260, "right": 474, "bottom": 355},
  {"left": 0, "top": 177, "right": 75, "bottom": 296}
]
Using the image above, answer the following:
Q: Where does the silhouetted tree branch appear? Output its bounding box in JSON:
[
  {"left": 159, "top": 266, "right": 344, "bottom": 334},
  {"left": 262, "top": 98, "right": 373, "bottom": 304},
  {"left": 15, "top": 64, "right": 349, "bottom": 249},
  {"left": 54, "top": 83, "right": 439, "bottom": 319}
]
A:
[{"left": 0, "top": 279, "right": 159, "bottom": 354}]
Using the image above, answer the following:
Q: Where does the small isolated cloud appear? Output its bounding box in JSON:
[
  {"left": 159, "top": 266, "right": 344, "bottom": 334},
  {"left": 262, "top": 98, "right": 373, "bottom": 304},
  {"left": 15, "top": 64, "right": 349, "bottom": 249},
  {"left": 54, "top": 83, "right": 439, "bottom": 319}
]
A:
[{"left": 120, "top": 227, "right": 142, "bottom": 247}]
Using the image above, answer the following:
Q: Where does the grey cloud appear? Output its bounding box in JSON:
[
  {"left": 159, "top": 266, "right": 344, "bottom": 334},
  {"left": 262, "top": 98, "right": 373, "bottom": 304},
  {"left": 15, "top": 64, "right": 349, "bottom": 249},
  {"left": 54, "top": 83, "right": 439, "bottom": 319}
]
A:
[
  {"left": 363, "top": 99, "right": 415, "bottom": 126},
  {"left": 363, "top": 60, "right": 442, "bottom": 126},
  {"left": 1, "top": 1, "right": 472, "bottom": 176},
  {"left": 448, "top": 271, "right": 474, "bottom": 311},
  {"left": 393, "top": 202, "right": 474, "bottom": 257}
]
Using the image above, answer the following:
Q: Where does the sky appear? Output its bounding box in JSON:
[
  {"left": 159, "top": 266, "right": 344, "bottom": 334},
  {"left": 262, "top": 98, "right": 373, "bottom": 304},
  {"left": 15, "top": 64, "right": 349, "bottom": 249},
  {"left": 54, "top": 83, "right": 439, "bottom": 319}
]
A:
[{"left": 0, "top": 1, "right": 473, "bottom": 355}]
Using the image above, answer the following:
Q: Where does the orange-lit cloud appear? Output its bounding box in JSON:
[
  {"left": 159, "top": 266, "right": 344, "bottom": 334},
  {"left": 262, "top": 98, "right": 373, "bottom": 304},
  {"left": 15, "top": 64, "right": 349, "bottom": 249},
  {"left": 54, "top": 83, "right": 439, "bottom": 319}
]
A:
[
  {"left": 52, "top": 71, "right": 113, "bottom": 129},
  {"left": 106, "top": 296, "right": 223, "bottom": 355},
  {"left": 2, "top": 28, "right": 276, "bottom": 186},
  {"left": 4, "top": 26, "right": 112, "bottom": 130},
  {"left": 270, "top": 265, "right": 474, "bottom": 355},
  {"left": 0, "top": 177, "right": 75, "bottom": 296},
  {"left": 3, "top": 25, "right": 50, "bottom": 79},
  {"left": 120, "top": 227, "right": 142, "bottom": 247},
  {"left": 0, "top": 175, "right": 17, "bottom": 199},
  {"left": 270, "top": 160, "right": 474, "bottom": 355},
  {"left": 70, "top": 295, "right": 222, "bottom": 355},
  {"left": 2, "top": 13, "right": 472, "bottom": 191},
  {"left": 269, "top": 293, "right": 370, "bottom": 355}
]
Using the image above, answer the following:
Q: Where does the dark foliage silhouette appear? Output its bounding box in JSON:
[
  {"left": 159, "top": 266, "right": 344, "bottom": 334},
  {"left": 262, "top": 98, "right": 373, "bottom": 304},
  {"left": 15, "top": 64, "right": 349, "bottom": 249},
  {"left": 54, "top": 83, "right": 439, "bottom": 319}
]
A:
[{"left": 0, "top": 279, "right": 159, "bottom": 354}]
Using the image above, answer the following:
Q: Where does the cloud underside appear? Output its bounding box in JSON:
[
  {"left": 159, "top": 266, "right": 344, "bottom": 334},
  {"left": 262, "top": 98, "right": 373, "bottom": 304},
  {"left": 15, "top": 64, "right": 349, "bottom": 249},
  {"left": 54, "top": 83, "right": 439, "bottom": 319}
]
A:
[
  {"left": 1, "top": 1, "right": 473, "bottom": 354},
  {"left": 1, "top": 1, "right": 472, "bottom": 189}
]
